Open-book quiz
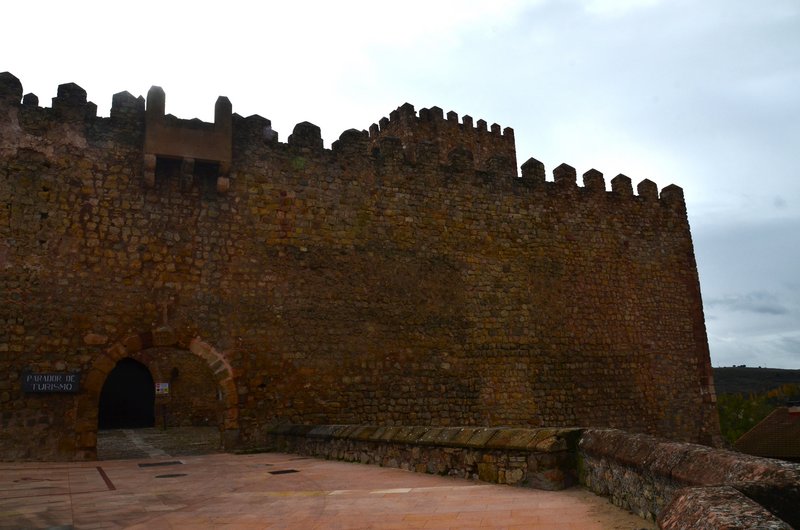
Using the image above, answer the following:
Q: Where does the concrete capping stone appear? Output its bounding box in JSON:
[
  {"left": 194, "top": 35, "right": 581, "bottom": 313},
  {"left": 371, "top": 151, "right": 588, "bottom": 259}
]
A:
[
  {"left": 351, "top": 425, "right": 380, "bottom": 441},
  {"left": 409, "top": 426, "right": 433, "bottom": 442},
  {"left": 308, "top": 425, "right": 341, "bottom": 438},
  {"left": 333, "top": 425, "right": 359, "bottom": 439},
  {"left": 384, "top": 425, "right": 410, "bottom": 441},
  {"left": 463, "top": 428, "right": 501, "bottom": 448},
  {"left": 533, "top": 435, "right": 568, "bottom": 452},
  {"left": 391, "top": 426, "right": 429, "bottom": 444},
  {"left": 433, "top": 427, "right": 464, "bottom": 446},
  {"left": 448, "top": 427, "right": 486, "bottom": 446},
  {"left": 525, "top": 428, "right": 557, "bottom": 450},
  {"left": 533, "top": 428, "right": 583, "bottom": 452},
  {"left": 418, "top": 427, "right": 446, "bottom": 445},
  {"left": 267, "top": 424, "right": 580, "bottom": 454},
  {"left": 378, "top": 426, "right": 402, "bottom": 441},
  {"left": 484, "top": 428, "right": 539, "bottom": 450},
  {"left": 368, "top": 426, "right": 388, "bottom": 441}
]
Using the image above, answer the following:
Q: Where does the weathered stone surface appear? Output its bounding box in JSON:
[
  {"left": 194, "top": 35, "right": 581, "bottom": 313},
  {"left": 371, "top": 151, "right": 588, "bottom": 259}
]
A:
[
  {"left": 0, "top": 72, "right": 23, "bottom": 103},
  {"left": 477, "top": 461, "right": 499, "bottom": 482},
  {"left": 448, "top": 427, "right": 486, "bottom": 447},
  {"left": 350, "top": 425, "right": 380, "bottom": 441},
  {"left": 418, "top": 427, "right": 446, "bottom": 445},
  {"left": 308, "top": 425, "right": 342, "bottom": 438},
  {"left": 484, "top": 428, "right": 538, "bottom": 450},
  {"left": 464, "top": 428, "right": 500, "bottom": 448},
  {"left": 528, "top": 466, "right": 572, "bottom": 491},
  {"left": 432, "top": 427, "right": 463, "bottom": 446},
  {"left": 658, "top": 487, "right": 792, "bottom": 530},
  {"left": 579, "top": 428, "right": 800, "bottom": 524},
  {"left": 734, "top": 479, "right": 800, "bottom": 529},
  {"left": 288, "top": 121, "right": 323, "bottom": 149},
  {"left": 83, "top": 333, "right": 108, "bottom": 346}
]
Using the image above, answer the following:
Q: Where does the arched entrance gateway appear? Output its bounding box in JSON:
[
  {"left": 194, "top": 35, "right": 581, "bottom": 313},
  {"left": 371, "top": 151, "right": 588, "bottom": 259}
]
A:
[
  {"left": 98, "top": 358, "right": 156, "bottom": 429},
  {"left": 76, "top": 329, "right": 239, "bottom": 459}
]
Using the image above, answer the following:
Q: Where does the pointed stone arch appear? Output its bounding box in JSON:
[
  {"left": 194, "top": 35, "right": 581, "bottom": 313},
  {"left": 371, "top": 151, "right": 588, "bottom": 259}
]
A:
[{"left": 75, "top": 327, "right": 238, "bottom": 459}]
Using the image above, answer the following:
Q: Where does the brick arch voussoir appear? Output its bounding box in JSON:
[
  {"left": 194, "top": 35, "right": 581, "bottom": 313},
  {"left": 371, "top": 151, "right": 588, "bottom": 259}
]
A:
[{"left": 187, "top": 338, "right": 237, "bottom": 408}]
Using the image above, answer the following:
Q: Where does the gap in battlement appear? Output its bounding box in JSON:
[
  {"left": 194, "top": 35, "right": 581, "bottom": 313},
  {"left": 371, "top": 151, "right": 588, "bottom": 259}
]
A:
[
  {"left": 153, "top": 156, "right": 221, "bottom": 196},
  {"left": 195, "top": 161, "right": 221, "bottom": 198},
  {"left": 154, "top": 156, "right": 182, "bottom": 183}
]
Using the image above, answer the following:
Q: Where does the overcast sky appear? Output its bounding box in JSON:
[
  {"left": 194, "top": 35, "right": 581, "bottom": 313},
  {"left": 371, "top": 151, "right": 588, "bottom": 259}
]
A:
[{"left": 3, "top": 0, "right": 798, "bottom": 368}]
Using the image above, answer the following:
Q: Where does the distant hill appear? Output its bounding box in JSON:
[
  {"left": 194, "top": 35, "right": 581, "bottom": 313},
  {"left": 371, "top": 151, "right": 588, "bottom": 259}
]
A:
[{"left": 713, "top": 367, "right": 800, "bottom": 396}]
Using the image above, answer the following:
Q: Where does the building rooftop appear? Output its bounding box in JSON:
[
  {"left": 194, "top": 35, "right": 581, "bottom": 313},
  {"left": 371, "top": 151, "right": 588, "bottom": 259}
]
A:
[{"left": 735, "top": 405, "right": 800, "bottom": 462}]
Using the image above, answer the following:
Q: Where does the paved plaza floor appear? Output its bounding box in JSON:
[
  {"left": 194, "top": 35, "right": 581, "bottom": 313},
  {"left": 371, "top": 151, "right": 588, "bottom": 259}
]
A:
[
  {"left": 96, "top": 427, "right": 223, "bottom": 461},
  {"left": 1, "top": 430, "right": 654, "bottom": 529}
]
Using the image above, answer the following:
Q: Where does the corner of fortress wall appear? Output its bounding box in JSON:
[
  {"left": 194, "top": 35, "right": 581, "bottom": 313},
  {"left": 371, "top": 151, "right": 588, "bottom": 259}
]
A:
[{"left": 0, "top": 72, "right": 721, "bottom": 460}]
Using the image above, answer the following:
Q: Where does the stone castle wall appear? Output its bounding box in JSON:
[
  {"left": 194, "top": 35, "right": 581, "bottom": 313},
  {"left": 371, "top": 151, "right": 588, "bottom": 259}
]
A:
[{"left": 0, "top": 72, "right": 719, "bottom": 460}]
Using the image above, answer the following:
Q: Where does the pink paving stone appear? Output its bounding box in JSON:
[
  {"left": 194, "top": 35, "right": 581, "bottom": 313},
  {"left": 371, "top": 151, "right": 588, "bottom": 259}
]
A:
[{"left": 0, "top": 453, "right": 655, "bottom": 529}]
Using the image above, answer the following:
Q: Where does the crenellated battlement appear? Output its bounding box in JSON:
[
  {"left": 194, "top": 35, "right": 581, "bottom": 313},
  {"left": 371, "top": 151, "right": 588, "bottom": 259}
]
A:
[
  {"left": 0, "top": 73, "right": 685, "bottom": 211},
  {"left": 368, "top": 103, "right": 517, "bottom": 177},
  {"left": 142, "top": 85, "right": 233, "bottom": 192}
]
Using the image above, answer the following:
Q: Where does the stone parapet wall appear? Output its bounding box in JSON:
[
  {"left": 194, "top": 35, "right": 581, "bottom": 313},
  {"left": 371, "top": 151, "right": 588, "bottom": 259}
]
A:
[
  {"left": 266, "top": 425, "right": 799, "bottom": 528},
  {"left": 578, "top": 428, "right": 799, "bottom": 528},
  {"left": 659, "top": 487, "right": 791, "bottom": 530},
  {"left": 264, "top": 424, "right": 583, "bottom": 491}
]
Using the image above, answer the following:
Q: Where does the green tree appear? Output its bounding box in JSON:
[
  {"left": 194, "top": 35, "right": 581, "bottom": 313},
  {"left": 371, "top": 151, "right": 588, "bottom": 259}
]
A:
[{"left": 717, "top": 383, "right": 800, "bottom": 444}]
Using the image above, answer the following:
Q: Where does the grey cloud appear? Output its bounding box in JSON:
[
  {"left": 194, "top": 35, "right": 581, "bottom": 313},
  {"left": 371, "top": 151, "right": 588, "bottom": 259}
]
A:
[
  {"left": 693, "top": 216, "right": 800, "bottom": 300},
  {"left": 705, "top": 292, "right": 789, "bottom": 315},
  {"left": 778, "top": 335, "right": 800, "bottom": 353}
]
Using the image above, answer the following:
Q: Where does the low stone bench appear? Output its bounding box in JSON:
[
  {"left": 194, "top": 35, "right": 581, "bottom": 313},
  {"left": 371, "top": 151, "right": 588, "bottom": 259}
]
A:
[{"left": 264, "top": 424, "right": 583, "bottom": 490}]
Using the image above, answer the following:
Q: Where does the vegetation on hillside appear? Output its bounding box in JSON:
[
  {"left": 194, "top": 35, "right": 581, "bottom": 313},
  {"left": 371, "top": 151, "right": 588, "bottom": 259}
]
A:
[
  {"left": 716, "top": 383, "right": 800, "bottom": 444},
  {"left": 713, "top": 367, "right": 800, "bottom": 395}
]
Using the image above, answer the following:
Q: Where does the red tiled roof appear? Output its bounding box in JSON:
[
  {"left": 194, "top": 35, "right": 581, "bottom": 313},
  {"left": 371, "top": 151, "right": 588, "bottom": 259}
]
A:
[{"left": 734, "top": 407, "right": 800, "bottom": 460}]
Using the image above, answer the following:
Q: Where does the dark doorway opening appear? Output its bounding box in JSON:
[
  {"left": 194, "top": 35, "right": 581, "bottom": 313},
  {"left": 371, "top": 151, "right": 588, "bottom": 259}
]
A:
[{"left": 98, "top": 358, "right": 155, "bottom": 429}]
